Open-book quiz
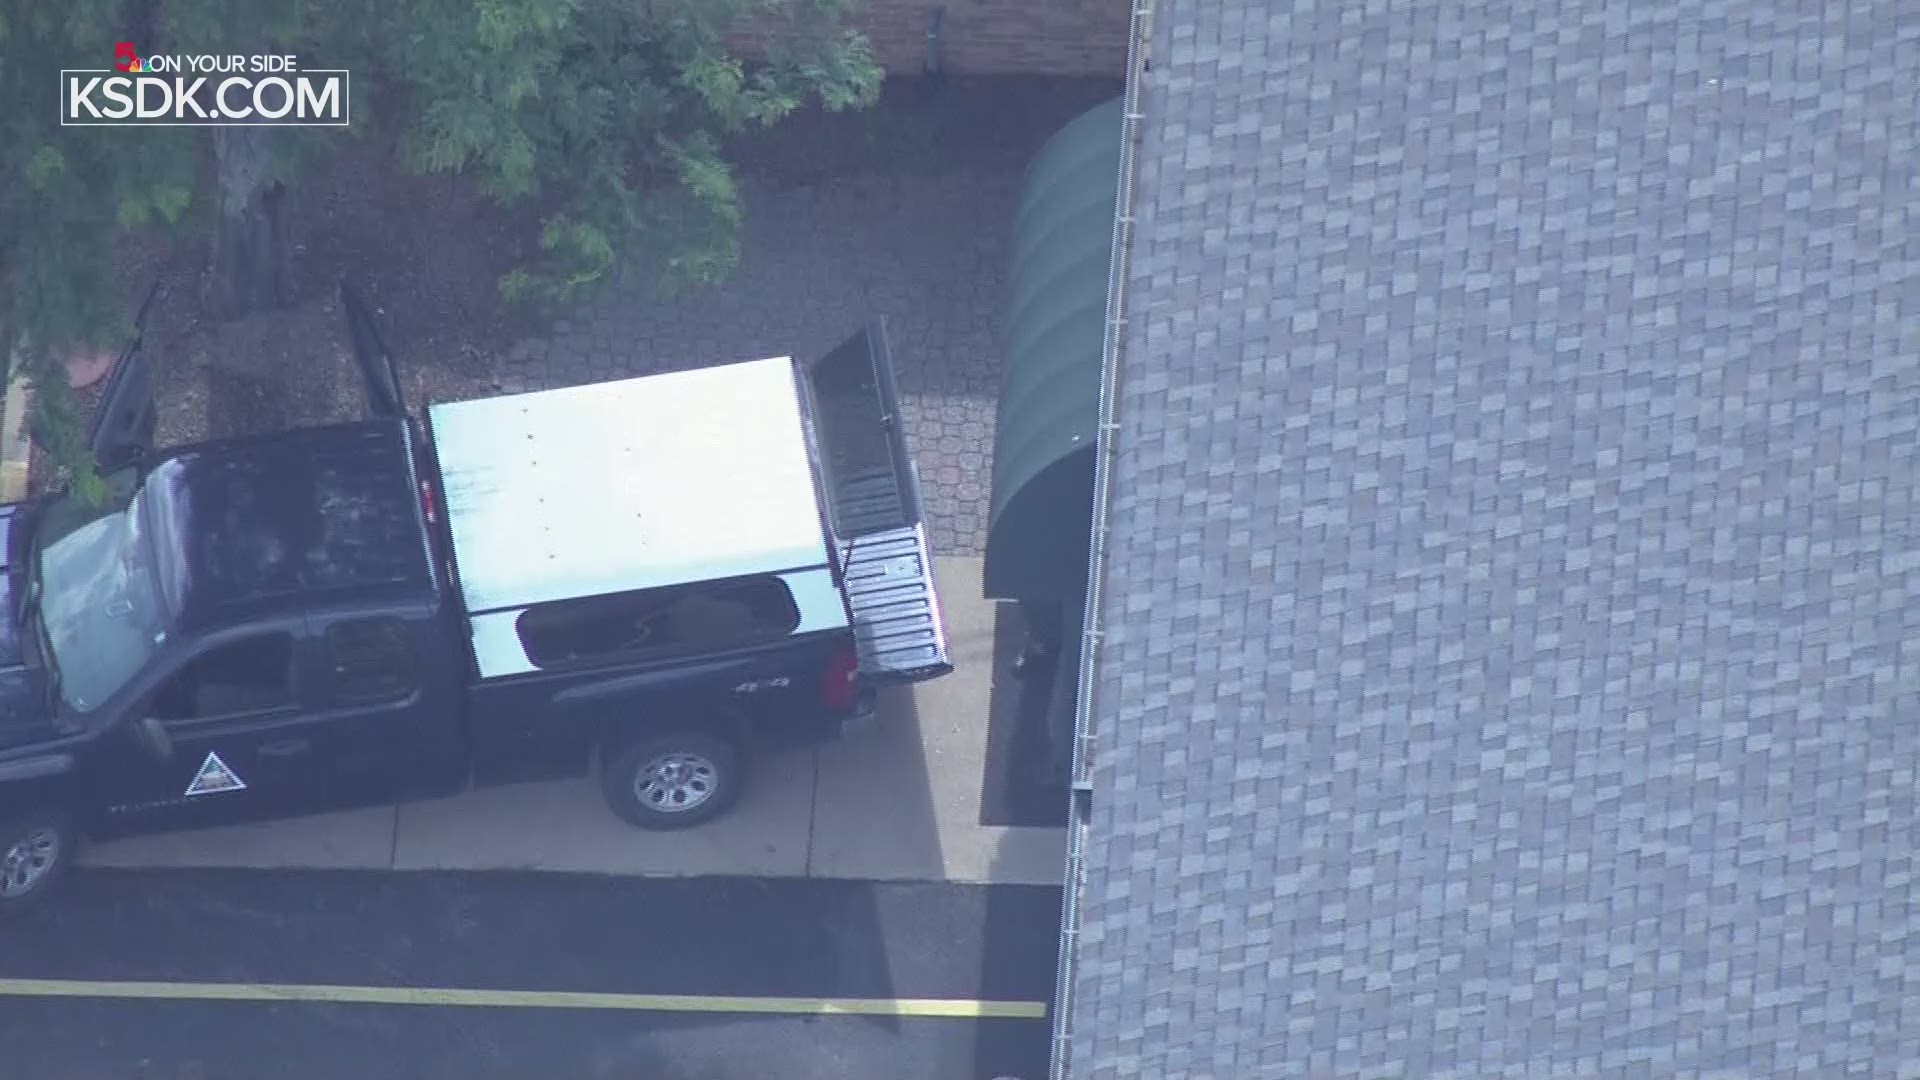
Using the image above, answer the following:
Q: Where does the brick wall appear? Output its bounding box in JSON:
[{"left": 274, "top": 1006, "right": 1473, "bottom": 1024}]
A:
[
  {"left": 738, "top": 0, "right": 1131, "bottom": 77},
  {"left": 862, "top": 0, "right": 1129, "bottom": 75}
]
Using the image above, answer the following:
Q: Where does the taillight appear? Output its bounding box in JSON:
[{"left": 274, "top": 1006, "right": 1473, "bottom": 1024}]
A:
[
  {"left": 821, "top": 645, "right": 860, "bottom": 710},
  {"left": 420, "top": 480, "right": 437, "bottom": 524}
]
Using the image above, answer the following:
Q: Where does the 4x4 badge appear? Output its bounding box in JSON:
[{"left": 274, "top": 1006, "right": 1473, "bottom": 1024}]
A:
[{"left": 183, "top": 752, "right": 247, "bottom": 797}]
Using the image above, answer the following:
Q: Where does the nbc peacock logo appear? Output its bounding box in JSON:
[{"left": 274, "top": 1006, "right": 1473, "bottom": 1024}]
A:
[{"left": 113, "top": 42, "right": 144, "bottom": 72}]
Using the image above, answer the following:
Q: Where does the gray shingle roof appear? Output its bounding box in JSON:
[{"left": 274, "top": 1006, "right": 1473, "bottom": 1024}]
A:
[{"left": 1065, "top": 0, "right": 1920, "bottom": 1075}]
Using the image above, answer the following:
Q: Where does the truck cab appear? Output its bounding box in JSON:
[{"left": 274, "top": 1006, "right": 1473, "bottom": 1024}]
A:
[{"left": 0, "top": 286, "right": 952, "bottom": 911}]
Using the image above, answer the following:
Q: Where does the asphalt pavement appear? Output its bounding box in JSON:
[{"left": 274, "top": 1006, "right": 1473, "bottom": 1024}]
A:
[{"left": 0, "top": 868, "right": 1060, "bottom": 1080}]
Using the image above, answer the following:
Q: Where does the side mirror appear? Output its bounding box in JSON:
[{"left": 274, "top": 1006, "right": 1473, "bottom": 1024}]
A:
[{"left": 131, "top": 715, "right": 172, "bottom": 760}]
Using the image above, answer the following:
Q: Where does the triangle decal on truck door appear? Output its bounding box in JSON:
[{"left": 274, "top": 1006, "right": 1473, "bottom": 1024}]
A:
[{"left": 183, "top": 751, "right": 247, "bottom": 797}]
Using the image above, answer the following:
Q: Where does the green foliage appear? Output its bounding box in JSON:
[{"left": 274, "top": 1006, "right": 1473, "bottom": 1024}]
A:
[
  {"left": 0, "top": 0, "right": 880, "bottom": 495},
  {"left": 26, "top": 376, "right": 110, "bottom": 506},
  {"left": 0, "top": 0, "right": 201, "bottom": 499},
  {"left": 0, "top": 2, "right": 198, "bottom": 360},
  {"left": 383, "top": 0, "right": 881, "bottom": 305}
]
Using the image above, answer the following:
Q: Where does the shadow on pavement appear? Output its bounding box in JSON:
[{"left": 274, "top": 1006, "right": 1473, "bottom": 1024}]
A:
[
  {"left": 973, "top": 834, "right": 1064, "bottom": 1080},
  {"left": 975, "top": 606, "right": 1070, "bottom": 1079},
  {"left": 809, "top": 683, "right": 943, "bottom": 1044},
  {"left": 979, "top": 603, "right": 1071, "bottom": 828}
]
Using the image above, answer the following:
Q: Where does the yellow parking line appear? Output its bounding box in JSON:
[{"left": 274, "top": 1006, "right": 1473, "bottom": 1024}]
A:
[{"left": 0, "top": 977, "right": 1047, "bottom": 1019}]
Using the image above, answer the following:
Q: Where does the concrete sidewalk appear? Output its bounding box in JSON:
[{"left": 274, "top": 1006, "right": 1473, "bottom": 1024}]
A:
[{"left": 82, "top": 557, "right": 1068, "bottom": 887}]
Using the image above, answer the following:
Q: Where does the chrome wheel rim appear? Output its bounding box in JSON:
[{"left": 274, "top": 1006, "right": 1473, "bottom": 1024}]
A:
[
  {"left": 635, "top": 752, "right": 719, "bottom": 814},
  {"left": 0, "top": 826, "right": 60, "bottom": 899}
]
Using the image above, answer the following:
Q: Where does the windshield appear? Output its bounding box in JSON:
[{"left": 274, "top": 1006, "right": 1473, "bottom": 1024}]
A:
[{"left": 36, "top": 482, "right": 170, "bottom": 713}]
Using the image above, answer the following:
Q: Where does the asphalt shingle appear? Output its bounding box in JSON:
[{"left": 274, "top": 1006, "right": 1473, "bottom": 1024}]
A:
[{"left": 1067, "top": 0, "right": 1920, "bottom": 1075}]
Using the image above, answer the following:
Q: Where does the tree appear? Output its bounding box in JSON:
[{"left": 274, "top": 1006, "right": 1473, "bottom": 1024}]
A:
[
  {"left": 153, "top": 0, "right": 382, "bottom": 318},
  {"left": 0, "top": 0, "right": 199, "bottom": 499},
  {"left": 384, "top": 0, "right": 880, "bottom": 304},
  {"left": 0, "top": 0, "right": 879, "bottom": 489}
]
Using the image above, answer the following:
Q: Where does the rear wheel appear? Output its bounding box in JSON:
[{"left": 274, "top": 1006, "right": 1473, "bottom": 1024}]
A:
[
  {"left": 0, "top": 813, "right": 73, "bottom": 914},
  {"left": 600, "top": 731, "right": 743, "bottom": 830}
]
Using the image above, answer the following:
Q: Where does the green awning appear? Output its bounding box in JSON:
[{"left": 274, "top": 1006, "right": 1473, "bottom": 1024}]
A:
[{"left": 984, "top": 97, "right": 1122, "bottom": 604}]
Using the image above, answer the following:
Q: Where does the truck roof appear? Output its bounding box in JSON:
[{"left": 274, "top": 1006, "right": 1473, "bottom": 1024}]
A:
[
  {"left": 143, "top": 419, "right": 435, "bottom": 630},
  {"left": 427, "top": 357, "right": 834, "bottom": 614}
]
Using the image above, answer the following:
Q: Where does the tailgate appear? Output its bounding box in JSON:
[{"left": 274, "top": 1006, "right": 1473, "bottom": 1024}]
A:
[{"left": 800, "top": 321, "right": 953, "bottom": 683}]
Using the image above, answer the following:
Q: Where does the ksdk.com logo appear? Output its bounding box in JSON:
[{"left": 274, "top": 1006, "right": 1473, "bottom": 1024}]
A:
[{"left": 64, "top": 42, "right": 349, "bottom": 126}]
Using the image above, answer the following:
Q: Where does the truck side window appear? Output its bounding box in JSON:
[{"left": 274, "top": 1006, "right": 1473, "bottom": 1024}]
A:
[
  {"left": 151, "top": 632, "right": 296, "bottom": 724},
  {"left": 516, "top": 575, "right": 802, "bottom": 670},
  {"left": 328, "top": 617, "right": 416, "bottom": 704}
]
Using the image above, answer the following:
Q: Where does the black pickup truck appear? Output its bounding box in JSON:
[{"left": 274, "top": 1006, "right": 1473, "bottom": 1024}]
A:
[{"left": 0, "top": 287, "right": 951, "bottom": 910}]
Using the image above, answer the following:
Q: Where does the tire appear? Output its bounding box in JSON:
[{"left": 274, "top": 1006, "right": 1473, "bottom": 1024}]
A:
[
  {"left": 0, "top": 812, "right": 74, "bottom": 915},
  {"left": 599, "top": 731, "right": 744, "bottom": 830}
]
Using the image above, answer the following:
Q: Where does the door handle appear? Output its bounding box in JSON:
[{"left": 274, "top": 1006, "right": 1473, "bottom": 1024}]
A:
[{"left": 257, "top": 738, "right": 310, "bottom": 758}]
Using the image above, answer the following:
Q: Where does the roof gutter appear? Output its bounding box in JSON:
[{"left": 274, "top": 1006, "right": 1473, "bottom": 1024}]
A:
[{"left": 1047, "top": 2, "right": 1155, "bottom": 1075}]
